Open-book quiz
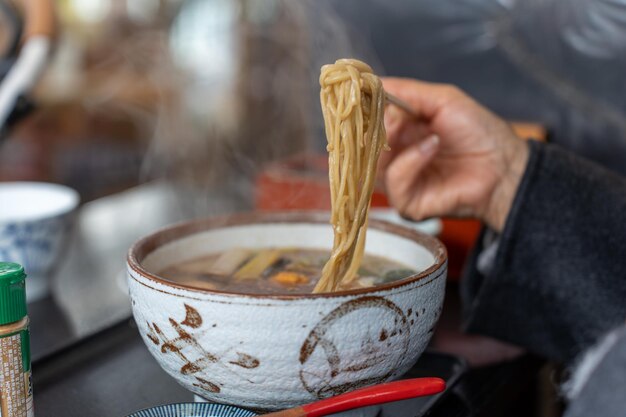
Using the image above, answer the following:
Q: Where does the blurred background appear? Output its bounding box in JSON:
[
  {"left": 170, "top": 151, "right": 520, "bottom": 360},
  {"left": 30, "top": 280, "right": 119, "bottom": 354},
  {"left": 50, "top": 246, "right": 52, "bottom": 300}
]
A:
[
  {"left": 1, "top": 1, "right": 625, "bottom": 415},
  {"left": 3, "top": 0, "right": 626, "bottom": 204}
]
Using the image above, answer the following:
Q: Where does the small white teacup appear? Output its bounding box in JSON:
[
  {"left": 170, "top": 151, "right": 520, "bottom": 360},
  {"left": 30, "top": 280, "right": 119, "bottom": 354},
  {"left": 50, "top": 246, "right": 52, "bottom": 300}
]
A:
[{"left": 0, "top": 182, "right": 79, "bottom": 301}]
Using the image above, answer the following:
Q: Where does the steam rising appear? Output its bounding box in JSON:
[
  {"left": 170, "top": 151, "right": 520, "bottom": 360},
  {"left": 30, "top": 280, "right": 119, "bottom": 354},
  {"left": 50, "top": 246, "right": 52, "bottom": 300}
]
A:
[{"left": 139, "top": 0, "right": 383, "bottom": 219}]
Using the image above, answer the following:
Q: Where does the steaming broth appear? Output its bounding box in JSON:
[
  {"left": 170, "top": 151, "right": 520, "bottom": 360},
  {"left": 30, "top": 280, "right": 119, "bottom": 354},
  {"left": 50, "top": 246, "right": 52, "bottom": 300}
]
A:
[{"left": 158, "top": 248, "right": 416, "bottom": 294}]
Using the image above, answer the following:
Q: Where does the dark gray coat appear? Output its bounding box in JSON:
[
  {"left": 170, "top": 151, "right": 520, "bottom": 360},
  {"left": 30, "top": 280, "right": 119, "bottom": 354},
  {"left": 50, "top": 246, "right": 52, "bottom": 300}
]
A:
[{"left": 460, "top": 140, "right": 626, "bottom": 416}]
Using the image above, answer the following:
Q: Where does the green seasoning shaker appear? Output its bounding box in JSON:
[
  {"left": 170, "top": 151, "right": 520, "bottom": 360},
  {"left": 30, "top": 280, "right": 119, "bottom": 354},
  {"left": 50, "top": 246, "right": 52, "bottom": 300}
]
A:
[{"left": 0, "top": 262, "right": 33, "bottom": 417}]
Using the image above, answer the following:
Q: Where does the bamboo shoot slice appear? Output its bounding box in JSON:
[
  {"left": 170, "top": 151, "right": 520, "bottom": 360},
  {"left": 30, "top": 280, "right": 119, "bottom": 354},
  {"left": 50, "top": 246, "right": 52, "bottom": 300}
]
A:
[
  {"left": 234, "top": 249, "right": 281, "bottom": 280},
  {"left": 211, "top": 248, "right": 253, "bottom": 276}
]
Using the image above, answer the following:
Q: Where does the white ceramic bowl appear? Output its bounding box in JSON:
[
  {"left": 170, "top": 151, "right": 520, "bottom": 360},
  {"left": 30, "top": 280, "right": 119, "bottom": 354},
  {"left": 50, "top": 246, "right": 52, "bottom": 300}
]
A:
[
  {"left": 127, "top": 212, "right": 447, "bottom": 411},
  {"left": 0, "top": 182, "right": 79, "bottom": 300},
  {"left": 369, "top": 208, "right": 442, "bottom": 236}
]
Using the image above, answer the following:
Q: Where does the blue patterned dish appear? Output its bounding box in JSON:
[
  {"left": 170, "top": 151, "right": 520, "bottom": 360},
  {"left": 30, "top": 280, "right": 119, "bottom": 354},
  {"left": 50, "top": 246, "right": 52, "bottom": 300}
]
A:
[
  {"left": 127, "top": 403, "right": 258, "bottom": 417},
  {"left": 0, "top": 182, "right": 79, "bottom": 300}
]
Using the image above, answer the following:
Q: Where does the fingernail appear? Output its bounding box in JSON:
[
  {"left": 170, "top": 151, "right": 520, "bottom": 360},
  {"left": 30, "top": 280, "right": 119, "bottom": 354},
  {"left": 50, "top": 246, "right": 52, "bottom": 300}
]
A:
[
  {"left": 384, "top": 106, "right": 402, "bottom": 132},
  {"left": 418, "top": 134, "right": 439, "bottom": 157}
]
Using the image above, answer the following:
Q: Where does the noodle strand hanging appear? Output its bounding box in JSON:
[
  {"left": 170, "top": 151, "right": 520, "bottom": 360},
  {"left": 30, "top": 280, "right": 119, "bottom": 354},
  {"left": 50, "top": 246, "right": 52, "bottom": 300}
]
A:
[{"left": 314, "top": 59, "right": 388, "bottom": 293}]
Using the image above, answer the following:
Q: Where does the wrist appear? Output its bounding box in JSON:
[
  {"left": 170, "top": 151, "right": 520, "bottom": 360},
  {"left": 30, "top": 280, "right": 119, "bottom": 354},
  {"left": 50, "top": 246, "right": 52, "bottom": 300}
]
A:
[{"left": 484, "top": 138, "right": 530, "bottom": 232}]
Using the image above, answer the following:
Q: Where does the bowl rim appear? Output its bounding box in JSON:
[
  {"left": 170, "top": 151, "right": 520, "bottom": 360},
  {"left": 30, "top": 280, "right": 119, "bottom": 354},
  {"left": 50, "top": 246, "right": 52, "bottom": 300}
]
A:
[
  {"left": 0, "top": 181, "right": 80, "bottom": 222},
  {"left": 127, "top": 211, "right": 447, "bottom": 300}
]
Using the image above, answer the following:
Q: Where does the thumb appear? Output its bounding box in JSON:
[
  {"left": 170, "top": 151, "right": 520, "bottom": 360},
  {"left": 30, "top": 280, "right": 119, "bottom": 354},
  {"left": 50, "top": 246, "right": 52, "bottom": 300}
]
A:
[{"left": 385, "top": 134, "right": 440, "bottom": 219}]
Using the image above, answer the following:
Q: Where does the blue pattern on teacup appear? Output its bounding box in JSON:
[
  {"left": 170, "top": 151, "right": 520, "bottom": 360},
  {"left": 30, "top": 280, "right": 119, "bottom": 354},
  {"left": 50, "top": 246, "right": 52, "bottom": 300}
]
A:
[
  {"left": 127, "top": 402, "right": 258, "bottom": 417},
  {"left": 0, "top": 214, "right": 71, "bottom": 275}
]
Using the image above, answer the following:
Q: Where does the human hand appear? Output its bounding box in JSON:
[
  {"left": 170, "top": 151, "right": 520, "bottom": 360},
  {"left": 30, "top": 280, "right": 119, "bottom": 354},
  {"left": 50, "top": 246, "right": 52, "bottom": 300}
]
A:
[{"left": 380, "top": 78, "right": 530, "bottom": 232}]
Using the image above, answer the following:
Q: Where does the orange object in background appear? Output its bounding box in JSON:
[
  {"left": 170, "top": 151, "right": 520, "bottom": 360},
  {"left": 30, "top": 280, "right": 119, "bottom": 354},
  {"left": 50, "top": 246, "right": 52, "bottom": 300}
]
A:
[
  {"left": 255, "top": 122, "right": 547, "bottom": 281},
  {"left": 439, "top": 219, "right": 482, "bottom": 280},
  {"left": 255, "top": 154, "right": 390, "bottom": 211}
]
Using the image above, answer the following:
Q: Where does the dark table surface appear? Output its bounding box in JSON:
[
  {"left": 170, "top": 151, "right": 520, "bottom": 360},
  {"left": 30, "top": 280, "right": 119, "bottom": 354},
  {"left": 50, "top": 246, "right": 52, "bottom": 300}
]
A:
[{"left": 32, "top": 319, "right": 192, "bottom": 417}]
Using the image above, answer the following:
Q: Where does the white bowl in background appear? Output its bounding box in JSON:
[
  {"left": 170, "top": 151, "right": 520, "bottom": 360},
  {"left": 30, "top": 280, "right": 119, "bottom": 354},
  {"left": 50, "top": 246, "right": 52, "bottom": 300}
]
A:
[
  {"left": 127, "top": 212, "right": 447, "bottom": 411},
  {"left": 370, "top": 208, "right": 442, "bottom": 236},
  {"left": 0, "top": 182, "right": 79, "bottom": 301}
]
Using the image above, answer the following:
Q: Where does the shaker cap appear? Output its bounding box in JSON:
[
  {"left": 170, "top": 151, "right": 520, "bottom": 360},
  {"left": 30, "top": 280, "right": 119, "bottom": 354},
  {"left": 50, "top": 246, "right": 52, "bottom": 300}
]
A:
[{"left": 0, "top": 262, "right": 27, "bottom": 325}]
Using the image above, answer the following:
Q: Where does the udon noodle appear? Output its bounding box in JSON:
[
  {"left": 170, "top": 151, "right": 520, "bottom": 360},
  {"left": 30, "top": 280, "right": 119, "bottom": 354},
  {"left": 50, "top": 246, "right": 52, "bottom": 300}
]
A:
[{"left": 313, "top": 59, "right": 388, "bottom": 293}]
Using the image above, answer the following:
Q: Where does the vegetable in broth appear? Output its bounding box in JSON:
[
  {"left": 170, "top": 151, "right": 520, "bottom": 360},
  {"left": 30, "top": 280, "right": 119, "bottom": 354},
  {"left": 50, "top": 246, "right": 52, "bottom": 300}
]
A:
[{"left": 158, "top": 247, "right": 417, "bottom": 294}]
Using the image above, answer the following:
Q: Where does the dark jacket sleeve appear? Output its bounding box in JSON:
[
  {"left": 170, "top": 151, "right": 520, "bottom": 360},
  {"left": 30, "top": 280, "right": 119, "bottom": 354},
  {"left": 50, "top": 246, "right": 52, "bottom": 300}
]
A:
[{"left": 461, "top": 140, "right": 626, "bottom": 364}]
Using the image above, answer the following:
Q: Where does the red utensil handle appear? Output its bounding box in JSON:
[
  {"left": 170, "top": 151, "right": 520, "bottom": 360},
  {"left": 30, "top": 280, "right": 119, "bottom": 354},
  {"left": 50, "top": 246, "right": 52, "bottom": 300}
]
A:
[{"left": 301, "top": 378, "right": 445, "bottom": 417}]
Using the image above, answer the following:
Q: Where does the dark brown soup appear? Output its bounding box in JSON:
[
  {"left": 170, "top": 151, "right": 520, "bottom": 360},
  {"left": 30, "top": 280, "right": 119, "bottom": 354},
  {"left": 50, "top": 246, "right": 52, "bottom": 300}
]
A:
[{"left": 158, "top": 247, "right": 416, "bottom": 294}]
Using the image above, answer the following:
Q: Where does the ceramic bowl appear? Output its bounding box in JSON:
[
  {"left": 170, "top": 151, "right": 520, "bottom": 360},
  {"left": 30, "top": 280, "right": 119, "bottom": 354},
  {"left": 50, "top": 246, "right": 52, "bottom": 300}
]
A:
[
  {"left": 0, "top": 182, "right": 79, "bottom": 300},
  {"left": 127, "top": 403, "right": 257, "bottom": 417},
  {"left": 127, "top": 212, "right": 447, "bottom": 411}
]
